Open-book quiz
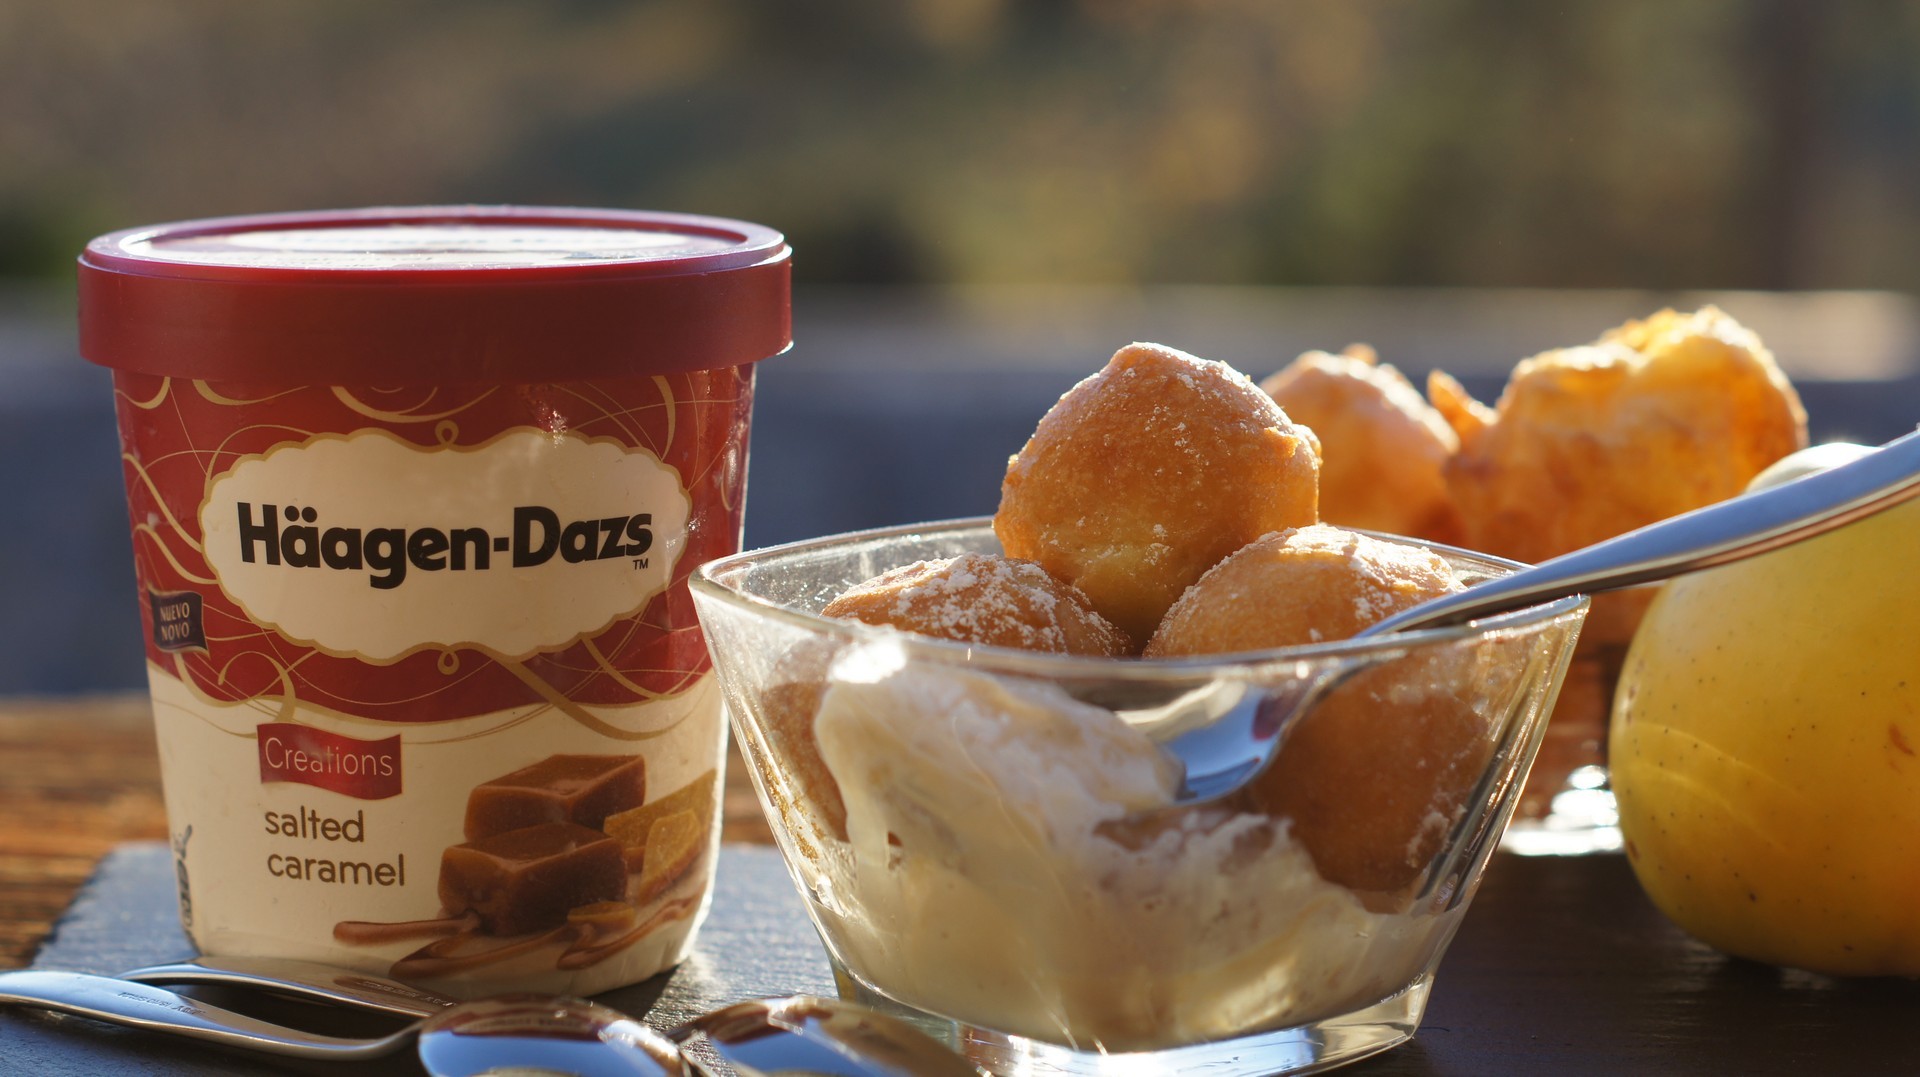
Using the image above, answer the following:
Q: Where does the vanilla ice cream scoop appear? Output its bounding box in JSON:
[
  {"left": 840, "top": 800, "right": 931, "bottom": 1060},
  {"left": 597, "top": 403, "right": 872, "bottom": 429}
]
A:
[{"left": 803, "top": 638, "right": 1457, "bottom": 1051}]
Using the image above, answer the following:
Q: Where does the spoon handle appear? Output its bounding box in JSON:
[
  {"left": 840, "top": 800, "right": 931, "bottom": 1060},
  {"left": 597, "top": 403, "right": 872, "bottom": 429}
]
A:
[
  {"left": 1365, "top": 426, "right": 1920, "bottom": 637},
  {"left": 0, "top": 969, "right": 412, "bottom": 1060},
  {"left": 123, "top": 956, "right": 457, "bottom": 1019}
]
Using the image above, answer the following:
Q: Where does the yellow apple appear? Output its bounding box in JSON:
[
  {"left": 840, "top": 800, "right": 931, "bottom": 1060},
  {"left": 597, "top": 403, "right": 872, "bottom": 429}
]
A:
[{"left": 1610, "top": 442, "right": 1920, "bottom": 976}]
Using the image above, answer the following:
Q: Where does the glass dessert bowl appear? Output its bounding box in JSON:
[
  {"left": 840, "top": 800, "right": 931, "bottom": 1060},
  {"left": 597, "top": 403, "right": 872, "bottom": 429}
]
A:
[{"left": 691, "top": 518, "right": 1586, "bottom": 1077}]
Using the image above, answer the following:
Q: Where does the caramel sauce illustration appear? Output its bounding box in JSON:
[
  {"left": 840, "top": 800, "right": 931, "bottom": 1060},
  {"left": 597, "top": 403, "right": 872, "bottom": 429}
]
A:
[{"left": 334, "top": 757, "right": 717, "bottom": 978}]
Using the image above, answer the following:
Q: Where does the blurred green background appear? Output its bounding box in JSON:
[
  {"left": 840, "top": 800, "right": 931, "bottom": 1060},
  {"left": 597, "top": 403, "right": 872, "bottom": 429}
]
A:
[
  {"left": 5, "top": 0, "right": 1919, "bottom": 291},
  {"left": 4, "top": 0, "right": 1920, "bottom": 693}
]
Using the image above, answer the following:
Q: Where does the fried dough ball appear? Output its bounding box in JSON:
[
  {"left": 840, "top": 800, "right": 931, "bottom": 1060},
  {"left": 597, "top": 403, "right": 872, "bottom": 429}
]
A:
[
  {"left": 1425, "top": 367, "right": 1495, "bottom": 438},
  {"left": 1260, "top": 345, "right": 1462, "bottom": 544},
  {"left": 1146, "top": 525, "right": 1490, "bottom": 894},
  {"left": 1144, "top": 524, "right": 1461, "bottom": 655},
  {"left": 1432, "top": 307, "right": 1806, "bottom": 646},
  {"left": 821, "top": 552, "right": 1133, "bottom": 656},
  {"left": 996, "top": 342, "right": 1322, "bottom": 641},
  {"left": 1255, "top": 667, "right": 1494, "bottom": 896}
]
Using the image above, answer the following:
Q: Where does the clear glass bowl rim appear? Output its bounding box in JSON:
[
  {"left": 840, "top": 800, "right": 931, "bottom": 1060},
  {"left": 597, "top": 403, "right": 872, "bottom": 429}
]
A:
[{"left": 691, "top": 515, "right": 1590, "bottom": 681}]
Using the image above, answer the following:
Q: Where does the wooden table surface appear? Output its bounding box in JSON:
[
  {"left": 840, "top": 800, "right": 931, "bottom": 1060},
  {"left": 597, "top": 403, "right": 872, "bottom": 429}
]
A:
[
  {"left": 5, "top": 693, "right": 1918, "bottom": 1075},
  {"left": 0, "top": 695, "right": 169, "bottom": 967}
]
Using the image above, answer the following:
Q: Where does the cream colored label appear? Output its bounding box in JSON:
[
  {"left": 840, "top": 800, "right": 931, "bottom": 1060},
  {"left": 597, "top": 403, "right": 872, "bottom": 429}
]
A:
[
  {"left": 199, "top": 429, "right": 691, "bottom": 662},
  {"left": 149, "top": 667, "right": 724, "bottom": 997}
]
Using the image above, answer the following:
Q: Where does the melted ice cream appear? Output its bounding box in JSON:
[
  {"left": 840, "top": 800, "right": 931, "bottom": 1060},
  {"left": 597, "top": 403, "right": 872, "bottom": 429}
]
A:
[{"left": 808, "top": 641, "right": 1460, "bottom": 1051}]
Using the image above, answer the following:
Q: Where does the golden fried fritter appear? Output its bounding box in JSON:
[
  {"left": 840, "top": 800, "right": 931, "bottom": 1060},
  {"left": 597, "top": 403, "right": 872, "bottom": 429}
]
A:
[
  {"left": 1144, "top": 524, "right": 1490, "bottom": 895},
  {"left": 1255, "top": 667, "right": 1494, "bottom": 895},
  {"left": 1261, "top": 345, "right": 1462, "bottom": 544},
  {"left": 822, "top": 552, "right": 1132, "bottom": 656},
  {"left": 996, "top": 342, "right": 1322, "bottom": 641},
  {"left": 1432, "top": 306, "right": 1807, "bottom": 646},
  {"left": 1144, "top": 524, "right": 1459, "bottom": 655}
]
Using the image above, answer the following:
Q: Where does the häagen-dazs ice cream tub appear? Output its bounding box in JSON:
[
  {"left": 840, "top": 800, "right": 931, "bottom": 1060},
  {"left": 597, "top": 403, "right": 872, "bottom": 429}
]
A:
[{"left": 77, "top": 206, "right": 790, "bottom": 996}]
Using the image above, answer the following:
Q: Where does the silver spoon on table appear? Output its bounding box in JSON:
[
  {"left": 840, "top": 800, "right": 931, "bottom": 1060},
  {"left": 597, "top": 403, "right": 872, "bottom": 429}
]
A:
[
  {"left": 0, "top": 971, "right": 692, "bottom": 1072},
  {"left": 0, "top": 962, "right": 980, "bottom": 1075},
  {"left": 1154, "top": 426, "right": 1920, "bottom": 804},
  {"left": 418, "top": 992, "right": 980, "bottom": 1077},
  {"left": 124, "top": 954, "right": 458, "bottom": 1018},
  {"left": 126, "top": 955, "right": 977, "bottom": 1075},
  {"left": 0, "top": 968, "right": 412, "bottom": 1061}
]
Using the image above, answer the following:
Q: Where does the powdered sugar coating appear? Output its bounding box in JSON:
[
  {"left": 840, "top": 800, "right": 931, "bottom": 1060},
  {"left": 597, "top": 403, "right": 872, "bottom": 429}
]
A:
[
  {"left": 823, "top": 552, "right": 1132, "bottom": 656},
  {"left": 995, "top": 341, "right": 1321, "bottom": 641}
]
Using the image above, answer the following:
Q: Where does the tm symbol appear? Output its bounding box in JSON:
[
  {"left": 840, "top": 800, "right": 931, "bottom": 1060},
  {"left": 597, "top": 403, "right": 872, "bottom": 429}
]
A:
[{"left": 631, "top": 558, "right": 650, "bottom": 569}]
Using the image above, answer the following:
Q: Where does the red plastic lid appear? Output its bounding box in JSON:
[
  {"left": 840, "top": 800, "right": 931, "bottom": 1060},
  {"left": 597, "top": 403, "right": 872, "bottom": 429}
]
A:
[{"left": 78, "top": 205, "right": 792, "bottom": 384}]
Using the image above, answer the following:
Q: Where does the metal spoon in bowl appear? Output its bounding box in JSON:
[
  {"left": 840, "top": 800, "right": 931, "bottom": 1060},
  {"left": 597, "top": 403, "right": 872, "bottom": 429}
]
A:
[{"left": 1162, "top": 427, "right": 1920, "bottom": 805}]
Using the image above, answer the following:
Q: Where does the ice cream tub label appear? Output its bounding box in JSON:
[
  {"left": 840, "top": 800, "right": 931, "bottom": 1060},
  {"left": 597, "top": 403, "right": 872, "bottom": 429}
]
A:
[{"left": 77, "top": 206, "right": 791, "bottom": 996}]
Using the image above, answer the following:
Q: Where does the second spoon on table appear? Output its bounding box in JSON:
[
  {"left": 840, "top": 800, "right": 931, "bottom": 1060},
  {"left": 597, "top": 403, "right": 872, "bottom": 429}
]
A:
[{"left": 7, "top": 958, "right": 979, "bottom": 1076}]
